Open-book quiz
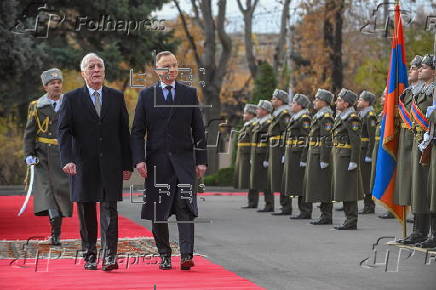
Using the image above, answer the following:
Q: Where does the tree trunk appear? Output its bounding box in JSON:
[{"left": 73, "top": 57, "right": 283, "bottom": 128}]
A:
[{"left": 273, "top": 0, "right": 291, "bottom": 73}]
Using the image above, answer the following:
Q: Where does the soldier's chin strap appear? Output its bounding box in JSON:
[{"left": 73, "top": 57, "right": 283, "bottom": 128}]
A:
[{"left": 18, "top": 162, "right": 37, "bottom": 216}]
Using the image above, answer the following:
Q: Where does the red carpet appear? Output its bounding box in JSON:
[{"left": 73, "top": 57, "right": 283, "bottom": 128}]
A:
[
  {"left": 0, "top": 257, "right": 262, "bottom": 289},
  {"left": 0, "top": 195, "right": 263, "bottom": 289},
  {"left": 0, "top": 196, "right": 152, "bottom": 240}
]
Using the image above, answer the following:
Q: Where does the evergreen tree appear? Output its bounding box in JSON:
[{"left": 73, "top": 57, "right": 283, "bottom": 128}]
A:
[{"left": 252, "top": 61, "right": 278, "bottom": 105}]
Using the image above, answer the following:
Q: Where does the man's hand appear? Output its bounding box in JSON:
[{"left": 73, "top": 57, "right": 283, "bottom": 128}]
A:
[
  {"left": 136, "top": 162, "right": 147, "bottom": 178},
  {"left": 63, "top": 162, "right": 77, "bottom": 175},
  {"left": 348, "top": 162, "right": 358, "bottom": 171},
  {"left": 123, "top": 171, "right": 132, "bottom": 180},
  {"left": 25, "top": 156, "right": 39, "bottom": 165},
  {"left": 320, "top": 162, "right": 329, "bottom": 169},
  {"left": 196, "top": 165, "right": 207, "bottom": 178}
]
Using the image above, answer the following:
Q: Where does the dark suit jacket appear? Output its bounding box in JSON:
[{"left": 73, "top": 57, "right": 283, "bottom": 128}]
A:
[
  {"left": 58, "top": 86, "right": 133, "bottom": 202},
  {"left": 130, "top": 81, "right": 207, "bottom": 220}
]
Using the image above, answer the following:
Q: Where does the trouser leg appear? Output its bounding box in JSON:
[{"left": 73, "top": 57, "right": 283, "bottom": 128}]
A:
[
  {"left": 298, "top": 196, "right": 312, "bottom": 216},
  {"left": 77, "top": 202, "right": 98, "bottom": 259},
  {"left": 320, "top": 202, "right": 333, "bottom": 220},
  {"left": 99, "top": 201, "right": 118, "bottom": 258},
  {"left": 343, "top": 201, "right": 358, "bottom": 225},
  {"left": 248, "top": 189, "right": 259, "bottom": 207}
]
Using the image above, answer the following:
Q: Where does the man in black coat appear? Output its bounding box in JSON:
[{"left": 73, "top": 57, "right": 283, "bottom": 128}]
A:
[
  {"left": 131, "top": 51, "right": 207, "bottom": 271},
  {"left": 58, "top": 53, "right": 133, "bottom": 271}
]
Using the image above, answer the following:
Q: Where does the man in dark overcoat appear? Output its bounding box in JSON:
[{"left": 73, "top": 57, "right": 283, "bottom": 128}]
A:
[
  {"left": 58, "top": 53, "right": 133, "bottom": 271},
  {"left": 130, "top": 51, "right": 207, "bottom": 271}
]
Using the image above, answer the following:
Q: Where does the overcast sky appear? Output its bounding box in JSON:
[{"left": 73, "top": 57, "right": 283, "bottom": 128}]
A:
[{"left": 153, "top": 0, "right": 435, "bottom": 34}]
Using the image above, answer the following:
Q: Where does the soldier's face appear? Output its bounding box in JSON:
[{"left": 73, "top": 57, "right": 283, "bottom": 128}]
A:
[
  {"left": 335, "top": 98, "right": 347, "bottom": 111},
  {"left": 156, "top": 54, "right": 178, "bottom": 84},
  {"left": 291, "top": 101, "right": 302, "bottom": 113},
  {"left": 256, "top": 108, "right": 268, "bottom": 118},
  {"left": 357, "top": 98, "right": 369, "bottom": 109},
  {"left": 271, "top": 97, "right": 283, "bottom": 108},
  {"left": 44, "top": 79, "right": 63, "bottom": 99},
  {"left": 243, "top": 112, "right": 255, "bottom": 121},
  {"left": 418, "top": 64, "right": 435, "bottom": 82},
  {"left": 408, "top": 66, "right": 419, "bottom": 83},
  {"left": 313, "top": 99, "right": 324, "bottom": 110},
  {"left": 81, "top": 58, "right": 105, "bottom": 88}
]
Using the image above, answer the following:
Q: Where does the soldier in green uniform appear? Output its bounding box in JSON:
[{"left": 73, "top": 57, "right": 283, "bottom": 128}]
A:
[
  {"left": 357, "top": 91, "right": 377, "bottom": 214},
  {"left": 305, "top": 89, "right": 335, "bottom": 225},
  {"left": 23, "top": 68, "right": 73, "bottom": 245},
  {"left": 332, "top": 88, "right": 363, "bottom": 230},
  {"left": 267, "top": 89, "right": 292, "bottom": 216},
  {"left": 392, "top": 56, "right": 424, "bottom": 221},
  {"left": 418, "top": 59, "right": 436, "bottom": 248},
  {"left": 249, "top": 100, "right": 274, "bottom": 212},
  {"left": 400, "top": 54, "right": 434, "bottom": 244},
  {"left": 282, "top": 94, "right": 313, "bottom": 219},
  {"left": 234, "top": 104, "right": 259, "bottom": 208}
]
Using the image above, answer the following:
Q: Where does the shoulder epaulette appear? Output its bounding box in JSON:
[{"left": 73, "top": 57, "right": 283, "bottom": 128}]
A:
[
  {"left": 350, "top": 112, "right": 358, "bottom": 118},
  {"left": 301, "top": 114, "right": 310, "bottom": 118},
  {"left": 323, "top": 112, "right": 331, "bottom": 118}
]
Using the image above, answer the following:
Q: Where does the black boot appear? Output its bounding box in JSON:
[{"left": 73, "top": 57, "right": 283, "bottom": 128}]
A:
[
  {"left": 416, "top": 214, "right": 436, "bottom": 248},
  {"left": 49, "top": 216, "right": 62, "bottom": 246},
  {"left": 398, "top": 214, "right": 429, "bottom": 245}
]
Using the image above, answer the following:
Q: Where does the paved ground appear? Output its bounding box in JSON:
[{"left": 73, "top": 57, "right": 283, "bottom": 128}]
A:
[
  {"left": 119, "top": 193, "right": 436, "bottom": 290},
  {"left": 4, "top": 186, "right": 435, "bottom": 289}
]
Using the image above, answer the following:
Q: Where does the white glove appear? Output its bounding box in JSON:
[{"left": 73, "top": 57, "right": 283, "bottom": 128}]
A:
[
  {"left": 418, "top": 132, "right": 431, "bottom": 152},
  {"left": 300, "top": 162, "right": 307, "bottom": 167},
  {"left": 320, "top": 162, "right": 329, "bottom": 169},
  {"left": 25, "top": 156, "right": 38, "bottom": 165},
  {"left": 364, "top": 156, "right": 372, "bottom": 163},
  {"left": 263, "top": 161, "right": 269, "bottom": 168},
  {"left": 281, "top": 155, "right": 285, "bottom": 164},
  {"left": 426, "top": 105, "right": 436, "bottom": 118},
  {"left": 348, "top": 162, "right": 358, "bottom": 171}
]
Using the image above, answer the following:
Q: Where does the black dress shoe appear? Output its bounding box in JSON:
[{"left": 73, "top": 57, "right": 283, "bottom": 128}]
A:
[
  {"left": 271, "top": 211, "right": 292, "bottom": 216},
  {"left": 84, "top": 255, "right": 97, "bottom": 270},
  {"left": 159, "top": 255, "right": 172, "bottom": 270},
  {"left": 102, "top": 257, "right": 119, "bottom": 271},
  {"left": 257, "top": 208, "right": 274, "bottom": 213},
  {"left": 334, "top": 223, "right": 357, "bottom": 230},
  {"left": 378, "top": 212, "right": 395, "bottom": 219},
  {"left": 241, "top": 205, "right": 257, "bottom": 209},
  {"left": 406, "top": 217, "right": 414, "bottom": 223},
  {"left": 180, "top": 255, "right": 194, "bottom": 270},
  {"left": 310, "top": 218, "right": 332, "bottom": 225},
  {"left": 290, "top": 214, "right": 311, "bottom": 220},
  {"left": 416, "top": 237, "right": 436, "bottom": 248},
  {"left": 398, "top": 233, "right": 428, "bottom": 245},
  {"left": 359, "top": 207, "right": 375, "bottom": 214}
]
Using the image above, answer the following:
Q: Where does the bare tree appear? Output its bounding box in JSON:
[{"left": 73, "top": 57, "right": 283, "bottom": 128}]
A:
[
  {"left": 237, "top": 0, "right": 259, "bottom": 80},
  {"left": 174, "top": 0, "right": 232, "bottom": 173},
  {"left": 273, "top": 0, "right": 291, "bottom": 74}
]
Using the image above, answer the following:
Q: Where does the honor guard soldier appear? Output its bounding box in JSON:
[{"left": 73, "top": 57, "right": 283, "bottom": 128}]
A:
[
  {"left": 234, "top": 104, "right": 259, "bottom": 208},
  {"left": 400, "top": 54, "right": 435, "bottom": 244},
  {"left": 392, "top": 56, "right": 424, "bottom": 220},
  {"left": 268, "top": 89, "right": 292, "bottom": 215},
  {"left": 250, "top": 100, "right": 274, "bottom": 212},
  {"left": 23, "top": 68, "right": 73, "bottom": 245},
  {"left": 418, "top": 59, "right": 436, "bottom": 248},
  {"left": 305, "top": 89, "right": 335, "bottom": 225},
  {"left": 282, "top": 94, "right": 313, "bottom": 219},
  {"left": 332, "top": 88, "right": 363, "bottom": 230},
  {"left": 357, "top": 91, "right": 377, "bottom": 214}
]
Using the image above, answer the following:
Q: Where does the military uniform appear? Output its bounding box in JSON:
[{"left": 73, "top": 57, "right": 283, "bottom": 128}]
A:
[
  {"left": 267, "top": 105, "right": 291, "bottom": 213},
  {"left": 395, "top": 84, "right": 422, "bottom": 205},
  {"left": 332, "top": 89, "right": 364, "bottom": 230},
  {"left": 234, "top": 114, "right": 258, "bottom": 207},
  {"left": 369, "top": 113, "right": 382, "bottom": 192},
  {"left": 283, "top": 95, "right": 313, "bottom": 219},
  {"left": 250, "top": 115, "right": 273, "bottom": 210},
  {"left": 358, "top": 92, "right": 377, "bottom": 214},
  {"left": 305, "top": 94, "right": 335, "bottom": 224}
]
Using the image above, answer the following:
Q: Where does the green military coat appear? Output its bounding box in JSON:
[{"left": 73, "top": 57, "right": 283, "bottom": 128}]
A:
[
  {"left": 267, "top": 106, "right": 291, "bottom": 193},
  {"left": 394, "top": 85, "right": 419, "bottom": 205},
  {"left": 282, "top": 109, "right": 311, "bottom": 196},
  {"left": 250, "top": 115, "right": 272, "bottom": 191},
  {"left": 370, "top": 113, "right": 382, "bottom": 193},
  {"left": 359, "top": 107, "right": 377, "bottom": 195},
  {"left": 411, "top": 82, "right": 434, "bottom": 214},
  {"left": 234, "top": 119, "right": 256, "bottom": 189},
  {"left": 305, "top": 106, "right": 335, "bottom": 203},
  {"left": 23, "top": 94, "right": 72, "bottom": 217},
  {"left": 428, "top": 95, "right": 436, "bottom": 213},
  {"left": 331, "top": 108, "right": 364, "bottom": 202}
]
